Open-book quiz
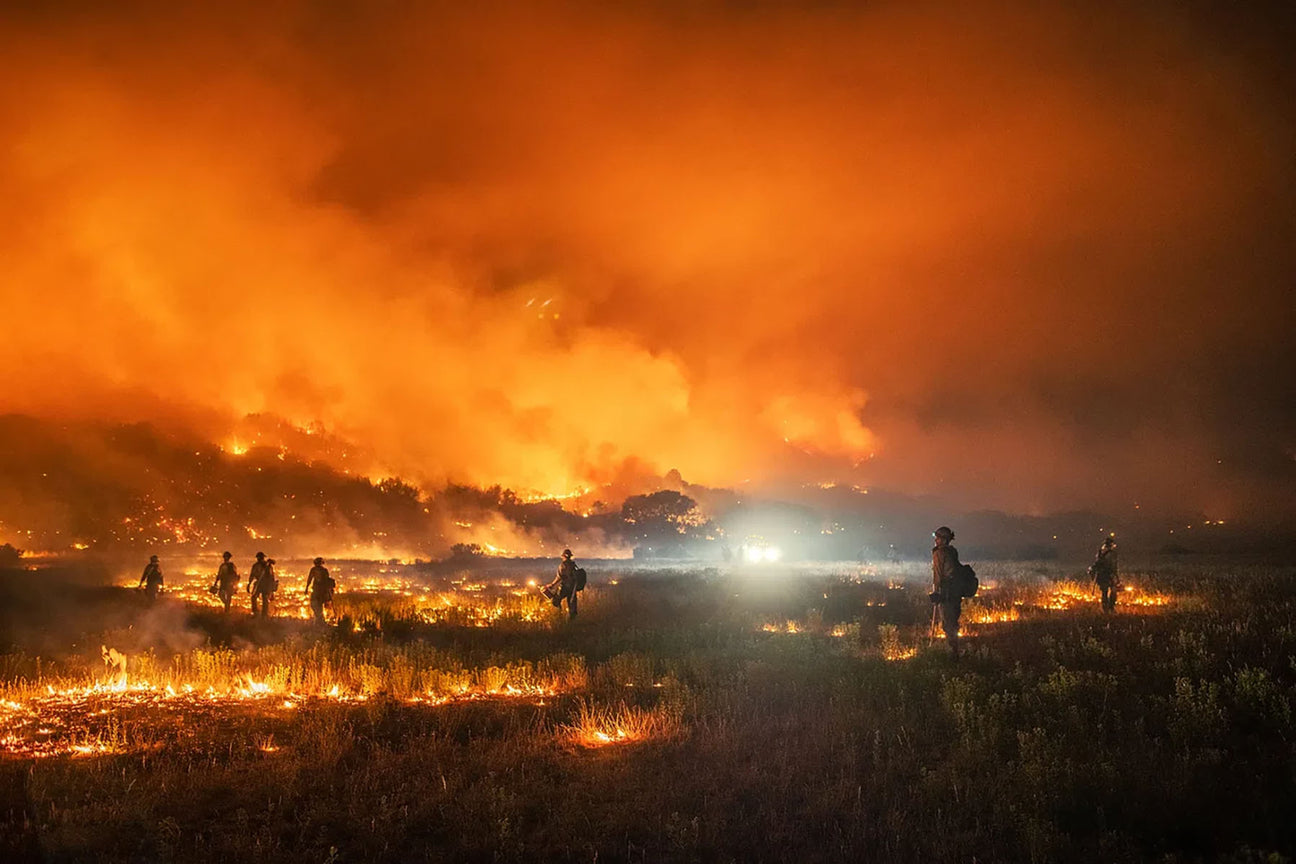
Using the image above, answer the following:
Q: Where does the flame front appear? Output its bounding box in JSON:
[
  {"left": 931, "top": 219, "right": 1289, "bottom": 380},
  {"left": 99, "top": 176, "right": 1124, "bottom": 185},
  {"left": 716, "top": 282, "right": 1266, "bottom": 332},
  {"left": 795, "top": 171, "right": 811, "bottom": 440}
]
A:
[{"left": 0, "top": 661, "right": 571, "bottom": 759}]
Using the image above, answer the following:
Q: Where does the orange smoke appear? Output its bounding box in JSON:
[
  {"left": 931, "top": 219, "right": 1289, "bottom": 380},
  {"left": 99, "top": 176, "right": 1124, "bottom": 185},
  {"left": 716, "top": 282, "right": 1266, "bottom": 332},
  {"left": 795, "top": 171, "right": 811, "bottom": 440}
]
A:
[{"left": 0, "top": 2, "right": 1291, "bottom": 518}]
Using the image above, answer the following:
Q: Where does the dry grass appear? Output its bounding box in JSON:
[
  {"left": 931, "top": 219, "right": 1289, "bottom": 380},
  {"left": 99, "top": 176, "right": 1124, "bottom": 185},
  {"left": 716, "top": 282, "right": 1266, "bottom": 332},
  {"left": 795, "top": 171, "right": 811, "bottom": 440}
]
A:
[
  {"left": 3, "top": 558, "right": 1296, "bottom": 863},
  {"left": 563, "top": 697, "right": 683, "bottom": 748}
]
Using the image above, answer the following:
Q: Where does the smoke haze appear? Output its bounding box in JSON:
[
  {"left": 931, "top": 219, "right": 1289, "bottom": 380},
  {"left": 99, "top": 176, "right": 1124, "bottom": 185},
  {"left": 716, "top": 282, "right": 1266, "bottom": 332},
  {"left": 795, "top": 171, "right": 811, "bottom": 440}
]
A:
[{"left": 2, "top": 1, "right": 1293, "bottom": 525}]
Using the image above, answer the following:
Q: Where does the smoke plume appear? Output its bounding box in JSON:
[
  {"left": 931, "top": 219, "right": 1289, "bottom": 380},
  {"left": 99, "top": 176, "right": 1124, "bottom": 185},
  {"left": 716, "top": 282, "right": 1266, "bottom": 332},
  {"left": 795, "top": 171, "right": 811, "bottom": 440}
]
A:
[{"left": 1, "top": 1, "right": 1292, "bottom": 524}]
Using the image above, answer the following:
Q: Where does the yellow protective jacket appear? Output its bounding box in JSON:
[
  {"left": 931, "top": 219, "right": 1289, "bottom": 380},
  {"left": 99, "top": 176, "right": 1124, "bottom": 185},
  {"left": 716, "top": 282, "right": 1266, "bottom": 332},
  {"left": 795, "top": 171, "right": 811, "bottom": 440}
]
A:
[
  {"left": 932, "top": 544, "right": 961, "bottom": 599},
  {"left": 556, "top": 559, "right": 578, "bottom": 585}
]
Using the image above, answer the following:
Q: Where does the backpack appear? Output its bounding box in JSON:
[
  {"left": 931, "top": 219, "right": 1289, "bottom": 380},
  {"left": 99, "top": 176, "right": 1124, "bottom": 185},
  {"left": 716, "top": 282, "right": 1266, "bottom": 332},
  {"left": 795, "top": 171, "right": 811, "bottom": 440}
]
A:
[
  {"left": 1089, "top": 558, "right": 1114, "bottom": 583},
  {"left": 956, "top": 563, "right": 978, "bottom": 598},
  {"left": 574, "top": 567, "right": 587, "bottom": 592}
]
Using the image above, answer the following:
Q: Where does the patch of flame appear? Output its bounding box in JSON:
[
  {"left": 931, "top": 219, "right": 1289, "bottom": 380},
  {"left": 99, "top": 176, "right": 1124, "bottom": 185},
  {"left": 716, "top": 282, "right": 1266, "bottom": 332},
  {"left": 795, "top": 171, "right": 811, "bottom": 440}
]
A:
[
  {"left": 582, "top": 726, "right": 636, "bottom": 747},
  {"left": 965, "top": 605, "right": 1021, "bottom": 625},
  {"left": 883, "top": 646, "right": 918, "bottom": 662}
]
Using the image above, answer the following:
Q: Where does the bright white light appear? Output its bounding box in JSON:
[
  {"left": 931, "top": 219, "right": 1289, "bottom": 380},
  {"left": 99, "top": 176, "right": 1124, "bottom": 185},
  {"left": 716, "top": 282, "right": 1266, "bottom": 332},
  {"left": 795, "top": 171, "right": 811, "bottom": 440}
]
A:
[
  {"left": 763, "top": 546, "right": 781, "bottom": 562},
  {"left": 744, "top": 546, "right": 764, "bottom": 563},
  {"left": 743, "top": 545, "right": 782, "bottom": 564}
]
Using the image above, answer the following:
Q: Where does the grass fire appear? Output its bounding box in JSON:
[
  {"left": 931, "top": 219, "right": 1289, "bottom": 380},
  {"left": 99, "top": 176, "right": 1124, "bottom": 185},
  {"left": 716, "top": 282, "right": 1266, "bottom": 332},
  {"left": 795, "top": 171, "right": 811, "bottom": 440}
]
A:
[
  {"left": 3, "top": 1, "right": 1296, "bottom": 861},
  {"left": 5, "top": 533, "right": 1296, "bottom": 862}
]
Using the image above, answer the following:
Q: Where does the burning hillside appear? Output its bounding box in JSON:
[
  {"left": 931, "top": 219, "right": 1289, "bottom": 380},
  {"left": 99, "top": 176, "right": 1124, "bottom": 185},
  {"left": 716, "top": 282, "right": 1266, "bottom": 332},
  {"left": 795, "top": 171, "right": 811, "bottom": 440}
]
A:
[
  {"left": 2, "top": 415, "right": 1284, "bottom": 563},
  {"left": 0, "top": 416, "right": 732, "bottom": 559}
]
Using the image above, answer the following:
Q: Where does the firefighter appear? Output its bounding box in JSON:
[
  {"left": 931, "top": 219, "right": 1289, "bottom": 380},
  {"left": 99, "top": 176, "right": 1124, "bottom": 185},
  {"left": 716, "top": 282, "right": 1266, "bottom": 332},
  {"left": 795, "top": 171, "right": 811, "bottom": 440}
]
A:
[
  {"left": 212, "top": 551, "right": 240, "bottom": 613},
  {"left": 1089, "top": 535, "right": 1119, "bottom": 612},
  {"left": 137, "top": 555, "right": 163, "bottom": 603},
  {"left": 545, "top": 549, "right": 582, "bottom": 619},
  {"left": 304, "top": 557, "right": 334, "bottom": 625},
  {"left": 930, "top": 526, "right": 964, "bottom": 659},
  {"left": 247, "top": 552, "right": 275, "bottom": 619}
]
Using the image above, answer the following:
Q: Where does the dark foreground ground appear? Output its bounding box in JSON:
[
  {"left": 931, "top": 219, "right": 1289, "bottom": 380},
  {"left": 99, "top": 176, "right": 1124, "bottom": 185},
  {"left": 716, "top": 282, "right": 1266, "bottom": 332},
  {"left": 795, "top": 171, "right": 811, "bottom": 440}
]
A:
[{"left": 2, "top": 557, "right": 1296, "bottom": 863}]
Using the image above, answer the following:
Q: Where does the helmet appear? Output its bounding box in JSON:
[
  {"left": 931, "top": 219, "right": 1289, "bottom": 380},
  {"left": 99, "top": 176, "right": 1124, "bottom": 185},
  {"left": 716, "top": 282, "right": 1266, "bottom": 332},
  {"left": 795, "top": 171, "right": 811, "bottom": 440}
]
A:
[
  {"left": 267, "top": 558, "right": 276, "bottom": 565},
  {"left": 149, "top": 554, "right": 159, "bottom": 562},
  {"left": 1103, "top": 535, "right": 1116, "bottom": 547},
  {"left": 933, "top": 526, "right": 955, "bottom": 541},
  {"left": 255, "top": 552, "right": 265, "bottom": 559},
  {"left": 314, "top": 557, "right": 323, "bottom": 565},
  {"left": 222, "top": 551, "right": 232, "bottom": 559},
  {"left": 562, "top": 549, "right": 573, "bottom": 558}
]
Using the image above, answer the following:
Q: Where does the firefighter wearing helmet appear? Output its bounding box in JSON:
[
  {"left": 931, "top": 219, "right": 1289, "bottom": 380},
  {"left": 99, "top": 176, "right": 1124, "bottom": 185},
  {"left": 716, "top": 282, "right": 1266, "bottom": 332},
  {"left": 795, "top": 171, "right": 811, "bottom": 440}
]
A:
[
  {"left": 212, "top": 551, "right": 240, "bottom": 613},
  {"left": 1089, "top": 535, "right": 1119, "bottom": 612},
  {"left": 305, "top": 557, "right": 335, "bottom": 625},
  {"left": 247, "top": 551, "right": 275, "bottom": 619},
  {"left": 545, "top": 549, "right": 583, "bottom": 619},
  {"left": 931, "top": 527, "right": 964, "bottom": 658},
  {"left": 138, "top": 555, "right": 164, "bottom": 603}
]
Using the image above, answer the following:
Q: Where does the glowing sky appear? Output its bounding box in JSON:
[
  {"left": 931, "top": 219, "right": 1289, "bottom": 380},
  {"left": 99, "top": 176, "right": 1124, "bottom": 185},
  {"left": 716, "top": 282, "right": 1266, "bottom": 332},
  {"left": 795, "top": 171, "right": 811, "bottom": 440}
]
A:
[{"left": 1, "top": 1, "right": 1292, "bottom": 521}]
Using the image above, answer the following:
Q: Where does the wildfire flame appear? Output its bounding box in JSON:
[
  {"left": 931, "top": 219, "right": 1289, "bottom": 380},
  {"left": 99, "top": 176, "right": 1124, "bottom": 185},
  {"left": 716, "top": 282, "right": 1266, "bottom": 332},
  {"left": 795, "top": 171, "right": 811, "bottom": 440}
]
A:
[
  {"left": 565, "top": 700, "right": 678, "bottom": 749},
  {"left": 964, "top": 605, "right": 1022, "bottom": 625},
  {"left": 0, "top": 650, "right": 575, "bottom": 759},
  {"left": 112, "top": 560, "right": 564, "bottom": 628},
  {"left": 882, "top": 646, "right": 918, "bottom": 662}
]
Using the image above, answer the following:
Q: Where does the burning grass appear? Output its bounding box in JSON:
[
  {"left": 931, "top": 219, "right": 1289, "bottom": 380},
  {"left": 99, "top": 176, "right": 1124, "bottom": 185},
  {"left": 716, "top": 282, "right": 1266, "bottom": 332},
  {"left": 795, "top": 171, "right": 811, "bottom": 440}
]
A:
[
  {"left": 6, "top": 557, "right": 1277, "bottom": 864},
  {"left": 754, "top": 568, "right": 1181, "bottom": 648},
  {"left": 1023, "top": 579, "right": 1174, "bottom": 612},
  {"left": 116, "top": 560, "right": 556, "bottom": 628},
  {"left": 564, "top": 698, "right": 682, "bottom": 748},
  {"left": 877, "top": 624, "right": 918, "bottom": 661},
  {"left": 963, "top": 602, "right": 1023, "bottom": 626},
  {"left": 0, "top": 644, "right": 586, "bottom": 758}
]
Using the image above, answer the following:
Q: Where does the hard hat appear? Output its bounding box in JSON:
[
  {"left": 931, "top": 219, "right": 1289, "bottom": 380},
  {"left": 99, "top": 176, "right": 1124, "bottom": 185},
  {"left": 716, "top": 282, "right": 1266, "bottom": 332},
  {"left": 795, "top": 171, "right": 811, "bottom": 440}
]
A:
[
  {"left": 255, "top": 551, "right": 265, "bottom": 559},
  {"left": 222, "top": 551, "right": 232, "bottom": 559},
  {"left": 149, "top": 554, "right": 159, "bottom": 562},
  {"left": 933, "top": 526, "right": 955, "bottom": 541},
  {"left": 314, "top": 557, "right": 323, "bottom": 565},
  {"left": 562, "top": 549, "right": 573, "bottom": 558}
]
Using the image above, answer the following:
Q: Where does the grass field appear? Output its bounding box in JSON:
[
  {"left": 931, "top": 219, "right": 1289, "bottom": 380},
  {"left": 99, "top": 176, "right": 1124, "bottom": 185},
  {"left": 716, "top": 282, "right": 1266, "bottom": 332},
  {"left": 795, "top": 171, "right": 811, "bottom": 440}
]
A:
[{"left": 2, "top": 556, "right": 1295, "bottom": 863}]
